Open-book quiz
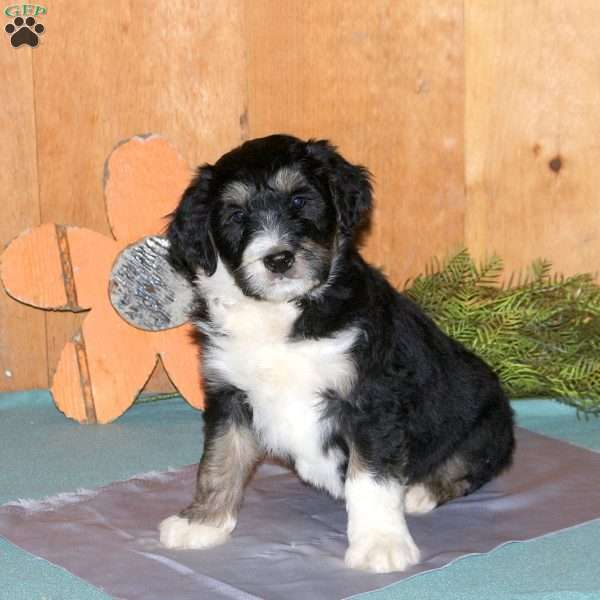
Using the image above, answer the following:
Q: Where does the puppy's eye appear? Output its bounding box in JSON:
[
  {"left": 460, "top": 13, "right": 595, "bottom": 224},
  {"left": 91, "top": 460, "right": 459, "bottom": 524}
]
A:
[
  {"left": 227, "top": 209, "right": 245, "bottom": 224},
  {"left": 291, "top": 195, "right": 307, "bottom": 209}
]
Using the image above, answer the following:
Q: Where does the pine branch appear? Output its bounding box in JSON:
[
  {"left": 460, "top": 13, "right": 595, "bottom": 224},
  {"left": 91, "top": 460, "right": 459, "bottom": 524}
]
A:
[{"left": 405, "top": 249, "right": 600, "bottom": 415}]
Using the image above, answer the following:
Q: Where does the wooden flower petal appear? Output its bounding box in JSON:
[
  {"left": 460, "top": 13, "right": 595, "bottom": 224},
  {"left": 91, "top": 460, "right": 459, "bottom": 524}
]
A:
[
  {"left": 51, "top": 339, "right": 94, "bottom": 423},
  {"left": 104, "top": 135, "right": 192, "bottom": 244},
  {"left": 1, "top": 224, "right": 120, "bottom": 313},
  {"left": 1, "top": 223, "right": 82, "bottom": 310},
  {"left": 66, "top": 226, "right": 121, "bottom": 309},
  {"left": 52, "top": 304, "right": 158, "bottom": 424},
  {"left": 159, "top": 324, "right": 205, "bottom": 410}
]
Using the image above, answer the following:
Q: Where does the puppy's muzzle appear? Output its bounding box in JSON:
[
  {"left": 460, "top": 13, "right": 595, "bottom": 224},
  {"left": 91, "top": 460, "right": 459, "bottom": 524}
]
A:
[{"left": 263, "top": 250, "right": 295, "bottom": 274}]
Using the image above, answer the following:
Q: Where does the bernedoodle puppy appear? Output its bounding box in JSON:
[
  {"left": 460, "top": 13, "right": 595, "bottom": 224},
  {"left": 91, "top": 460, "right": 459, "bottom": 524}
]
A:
[{"left": 159, "top": 134, "right": 515, "bottom": 573}]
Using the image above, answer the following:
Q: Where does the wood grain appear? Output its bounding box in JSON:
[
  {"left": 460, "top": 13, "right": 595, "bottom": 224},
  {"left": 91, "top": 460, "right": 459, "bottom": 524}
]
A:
[
  {"left": 245, "top": 0, "right": 466, "bottom": 287},
  {"left": 3, "top": 0, "right": 600, "bottom": 401},
  {"left": 465, "top": 1, "right": 600, "bottom": 278},
  {"left": 1, "top": 224, "right": 70, "bottom": 309},
  {"left": 30, "top": 0, "right": 246, "bottom": 391},
  {"left": 0, "top": 40, "right": 47, "bottom": 392}
]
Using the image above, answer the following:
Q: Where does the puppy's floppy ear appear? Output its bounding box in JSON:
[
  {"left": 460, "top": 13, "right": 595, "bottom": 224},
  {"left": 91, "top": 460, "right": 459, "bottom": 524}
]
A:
[
  {"left": 166, "top": 164, "right": 218, "bottom": 279},
  {"left": 307, "top": 139, "right": 373, "bottom": 236}
]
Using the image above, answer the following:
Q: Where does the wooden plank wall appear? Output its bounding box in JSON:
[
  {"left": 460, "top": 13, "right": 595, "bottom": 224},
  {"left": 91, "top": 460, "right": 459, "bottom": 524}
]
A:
[
  {"left": 245, "top": 1, "right": 465, "bottom": 287},
  {"left": 1, "top": 1, "right": 598, "bottom": 394},
  {"left": 465, "top": 1, "right": 600, "bottom": 277},
  {"left": 0, "top": 35, "right": 46, "bottom": 389}
]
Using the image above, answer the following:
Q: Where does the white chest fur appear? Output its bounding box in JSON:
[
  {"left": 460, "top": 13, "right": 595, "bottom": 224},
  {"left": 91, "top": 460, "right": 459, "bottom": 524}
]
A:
[{"left": 195, "top": 262, "right": 357, "bottom": 498}]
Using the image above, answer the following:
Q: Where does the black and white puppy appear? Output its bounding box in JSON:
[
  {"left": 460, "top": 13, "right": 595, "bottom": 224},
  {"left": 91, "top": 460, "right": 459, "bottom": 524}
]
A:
[{"left": 159, "top": 134, "right": 515, "bottom": 573}]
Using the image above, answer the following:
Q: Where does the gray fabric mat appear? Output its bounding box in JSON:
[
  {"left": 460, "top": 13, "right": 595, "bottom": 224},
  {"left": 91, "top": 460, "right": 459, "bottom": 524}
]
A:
[{"left": 1, "top": 428, "right": 600, "bottom": 600}]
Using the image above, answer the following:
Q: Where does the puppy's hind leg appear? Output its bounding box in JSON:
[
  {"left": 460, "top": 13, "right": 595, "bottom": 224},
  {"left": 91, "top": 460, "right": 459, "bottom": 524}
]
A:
[
  {"left": 405, "top": 454, "right": 471, "bottom": 515},
  {"left": 407, "top": 397, "right": 515, "bottom": 516},
  {"left": 407, "top": 398, "right": 515, "bottom": 515},
  {"left": 404, "top": 482, "right": 439, "bottom": 515},
  {"left": 160, "top": 411, "right": 262, "bottom": 550}
]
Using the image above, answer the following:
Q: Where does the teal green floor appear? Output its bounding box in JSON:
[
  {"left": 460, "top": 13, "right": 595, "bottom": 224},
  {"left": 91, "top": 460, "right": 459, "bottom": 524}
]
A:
[{"left": 2, "top": 392, "right": 600, "bottom": 600}]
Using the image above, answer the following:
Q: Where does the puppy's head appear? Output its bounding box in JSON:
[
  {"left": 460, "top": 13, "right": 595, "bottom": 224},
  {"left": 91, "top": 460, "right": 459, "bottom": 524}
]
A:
[{"left": 167, "top": 134, "right": 372, "bottom": 302}]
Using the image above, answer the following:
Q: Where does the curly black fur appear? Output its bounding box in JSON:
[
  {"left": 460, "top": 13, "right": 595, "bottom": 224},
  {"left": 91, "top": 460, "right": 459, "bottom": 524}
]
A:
[{"left": 166, "top": 133, "right": 514, "bottom": 512}]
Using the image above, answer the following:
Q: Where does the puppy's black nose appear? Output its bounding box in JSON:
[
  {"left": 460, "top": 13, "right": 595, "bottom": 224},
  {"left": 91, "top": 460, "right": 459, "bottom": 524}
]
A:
[{"left": 263, "top": 251, "right": 295, "bottom": 274}]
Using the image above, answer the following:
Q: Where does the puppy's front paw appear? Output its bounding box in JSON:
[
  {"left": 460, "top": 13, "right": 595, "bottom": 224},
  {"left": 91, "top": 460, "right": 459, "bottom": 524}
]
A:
[
  {"left": 345, "top": 532, "right": 420, "bottom": 573},
  {"left": 159, "top": 514, "right": 233, "bottom": 550}
]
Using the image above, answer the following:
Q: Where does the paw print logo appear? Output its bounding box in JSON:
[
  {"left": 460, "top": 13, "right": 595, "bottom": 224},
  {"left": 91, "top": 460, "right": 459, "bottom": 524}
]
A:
[{"left": 5, "top": 16, "right": 44, "bottom": 48}]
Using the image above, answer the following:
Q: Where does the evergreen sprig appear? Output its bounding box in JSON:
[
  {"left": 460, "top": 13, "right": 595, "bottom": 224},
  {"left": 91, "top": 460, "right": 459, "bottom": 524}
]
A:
[{"left": 405, "top": 249, "right": 600, "bottom": 415}]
